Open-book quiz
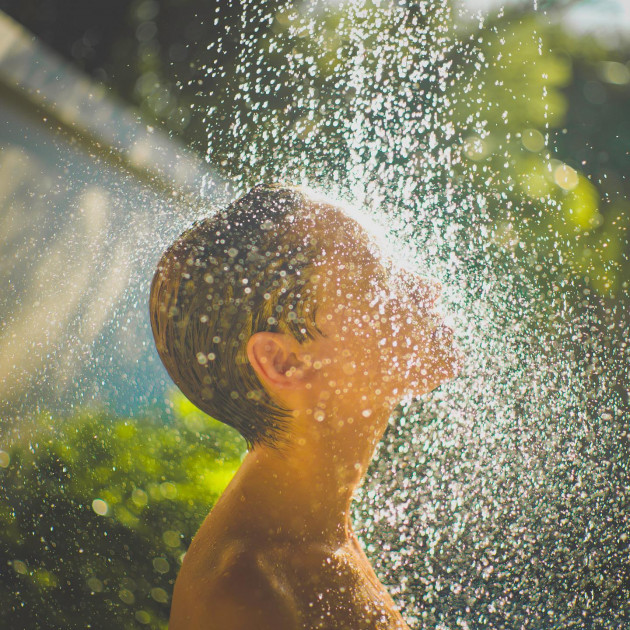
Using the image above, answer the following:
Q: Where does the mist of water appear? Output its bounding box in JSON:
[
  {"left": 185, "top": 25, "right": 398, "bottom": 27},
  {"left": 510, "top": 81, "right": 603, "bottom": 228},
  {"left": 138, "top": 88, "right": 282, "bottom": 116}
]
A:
[{"left": 194, "top": 0, "right": 629, "bottom": 627}]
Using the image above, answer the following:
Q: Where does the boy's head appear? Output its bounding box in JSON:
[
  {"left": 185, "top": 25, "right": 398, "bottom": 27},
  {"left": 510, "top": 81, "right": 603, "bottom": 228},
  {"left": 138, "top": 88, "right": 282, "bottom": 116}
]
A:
[
  {"left": 150, "top": 184, "right": 324, "bottom": 447},
  {"left": 150, "top": 184, "right": 460, "bottom": 449}
]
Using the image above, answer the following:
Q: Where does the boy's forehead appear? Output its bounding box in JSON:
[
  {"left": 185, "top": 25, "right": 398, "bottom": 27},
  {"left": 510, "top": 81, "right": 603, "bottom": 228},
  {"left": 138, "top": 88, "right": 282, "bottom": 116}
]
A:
[{"left": 306, "top": 201, "right": 386, "bottom": 262}]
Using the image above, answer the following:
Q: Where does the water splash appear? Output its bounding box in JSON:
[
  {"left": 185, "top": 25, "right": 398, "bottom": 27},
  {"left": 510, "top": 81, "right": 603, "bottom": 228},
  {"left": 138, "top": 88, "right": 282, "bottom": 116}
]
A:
[{"left": 194, "top": 0, "right": 628, "bottom": 626}]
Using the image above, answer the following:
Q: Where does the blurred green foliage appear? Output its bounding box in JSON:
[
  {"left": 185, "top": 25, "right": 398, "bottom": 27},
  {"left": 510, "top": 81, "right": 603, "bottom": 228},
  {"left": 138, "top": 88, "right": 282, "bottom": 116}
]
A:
[
  {"left": 0, "top": 393, "right": 245, "bottom": 629},
  {"left": 450, "top": 14, "right": 630, "bottom": 298}
]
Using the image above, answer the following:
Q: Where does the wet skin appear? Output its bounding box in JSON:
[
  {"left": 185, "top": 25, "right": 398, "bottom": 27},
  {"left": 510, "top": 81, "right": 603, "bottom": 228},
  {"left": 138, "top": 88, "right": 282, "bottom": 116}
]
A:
[{"left": 169, "top": 203, "right": 461, "bottom": 629}]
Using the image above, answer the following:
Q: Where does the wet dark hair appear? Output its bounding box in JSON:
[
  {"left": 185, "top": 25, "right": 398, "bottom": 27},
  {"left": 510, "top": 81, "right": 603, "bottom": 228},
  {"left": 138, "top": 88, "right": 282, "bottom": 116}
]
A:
[{"left": 149, "top": 184, "right": 323, "bottom": 448}]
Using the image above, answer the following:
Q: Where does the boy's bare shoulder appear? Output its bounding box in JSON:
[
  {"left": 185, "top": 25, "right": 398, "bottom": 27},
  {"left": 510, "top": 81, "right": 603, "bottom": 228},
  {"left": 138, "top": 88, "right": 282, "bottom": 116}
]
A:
[
  {"left": 171, "top": 538, "right": 407, "bottom": 630},
  {"left": 169, "top": 541, "right": 299, "bottom": 630}
]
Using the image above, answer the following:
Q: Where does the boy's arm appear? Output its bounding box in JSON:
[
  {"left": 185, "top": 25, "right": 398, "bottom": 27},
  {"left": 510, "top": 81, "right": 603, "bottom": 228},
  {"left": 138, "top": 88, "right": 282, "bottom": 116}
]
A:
[{"left": 169, "top": 552, "right": 299, "bottom": 630}]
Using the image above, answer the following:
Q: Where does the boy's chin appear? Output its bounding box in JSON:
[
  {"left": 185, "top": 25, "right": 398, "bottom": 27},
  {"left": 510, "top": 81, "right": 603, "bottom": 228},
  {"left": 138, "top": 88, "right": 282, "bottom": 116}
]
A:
[{"left": 405, "top": 357, "right": 462, "bottom": 396}]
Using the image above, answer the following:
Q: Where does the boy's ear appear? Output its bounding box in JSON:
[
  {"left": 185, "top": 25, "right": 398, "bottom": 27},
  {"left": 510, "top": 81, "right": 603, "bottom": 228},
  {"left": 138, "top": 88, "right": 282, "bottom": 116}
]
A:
[{"left": 247, "top": 332, "right": 312, "bottom": 390}]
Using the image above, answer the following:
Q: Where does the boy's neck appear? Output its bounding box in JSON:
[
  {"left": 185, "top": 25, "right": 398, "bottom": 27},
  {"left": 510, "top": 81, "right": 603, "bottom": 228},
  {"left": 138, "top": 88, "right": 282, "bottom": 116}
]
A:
[{"left": 218, "top": 405, "right": 391, "bottom": 547}]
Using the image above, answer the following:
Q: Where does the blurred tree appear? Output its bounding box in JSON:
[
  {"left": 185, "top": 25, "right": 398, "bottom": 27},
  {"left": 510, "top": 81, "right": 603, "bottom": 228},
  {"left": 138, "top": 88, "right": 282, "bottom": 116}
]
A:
[
  {"left": 0, "top": 393, "right": 245, "bottom": 629},
  {"left": 451, "top": 11, "right": 630, "bottom": 299}
]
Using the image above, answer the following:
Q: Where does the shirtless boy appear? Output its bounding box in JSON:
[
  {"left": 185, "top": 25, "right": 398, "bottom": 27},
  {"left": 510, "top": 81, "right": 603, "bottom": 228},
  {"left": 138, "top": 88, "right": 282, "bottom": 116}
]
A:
[{"left": 149, "top": 184, "right": 460, "bottom": 629}]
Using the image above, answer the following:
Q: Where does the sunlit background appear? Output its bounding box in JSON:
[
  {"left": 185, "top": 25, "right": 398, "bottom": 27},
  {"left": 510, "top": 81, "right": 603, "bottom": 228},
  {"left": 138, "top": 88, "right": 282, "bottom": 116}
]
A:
[{"left": 0, "top": 0, "right": 628, "bottom": 628}]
